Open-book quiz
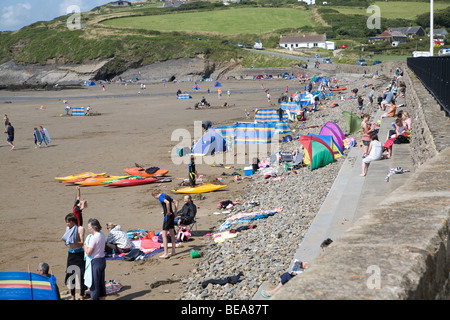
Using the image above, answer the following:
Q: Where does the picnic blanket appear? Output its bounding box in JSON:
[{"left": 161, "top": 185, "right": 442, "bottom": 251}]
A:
[
  {"left": 106, "top": 229, "right": 163, "bottom": 261},
  {"left": 219, "top": 208, "right": 282, "bottom": 231}
]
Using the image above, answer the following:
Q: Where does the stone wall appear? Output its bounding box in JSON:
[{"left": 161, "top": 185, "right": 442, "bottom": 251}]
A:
[{"left": 403, "top": 68, "right": 450, "bottom": 167}]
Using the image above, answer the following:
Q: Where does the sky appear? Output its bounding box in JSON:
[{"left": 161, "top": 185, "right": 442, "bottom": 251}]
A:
[{"left": 0, "top": 0, "right": 114, "bottom": 31}]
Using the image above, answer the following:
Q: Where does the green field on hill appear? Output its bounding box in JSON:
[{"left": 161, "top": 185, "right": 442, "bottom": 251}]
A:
[
  {"left": 334, "top": 1, "right": 449, "bottom": 21},
  {"left": 100, "top": 7, "right": 317, "bottom": 34}
]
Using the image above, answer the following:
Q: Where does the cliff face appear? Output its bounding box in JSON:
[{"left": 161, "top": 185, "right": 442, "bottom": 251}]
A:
[{"left": 0, "top": 58, "right": 242, "bottom": 87}]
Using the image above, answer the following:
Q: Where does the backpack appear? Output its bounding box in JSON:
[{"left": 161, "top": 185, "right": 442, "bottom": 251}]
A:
[{"left": 177, "top": 227, "right": 191, "bottom": 242}]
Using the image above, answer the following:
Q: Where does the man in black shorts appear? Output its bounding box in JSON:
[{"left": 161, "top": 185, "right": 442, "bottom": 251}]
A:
[{"left": 152, "top": 189, "right": 178, "bottom": 259}]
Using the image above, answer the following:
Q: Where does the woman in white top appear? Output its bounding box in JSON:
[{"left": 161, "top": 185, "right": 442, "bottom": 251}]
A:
[
  {"left": 84, "top": 218, "right": 106, "bottom": 300},
  {"left": 360, "top": 132, "right": 383, "bottom": 177}
]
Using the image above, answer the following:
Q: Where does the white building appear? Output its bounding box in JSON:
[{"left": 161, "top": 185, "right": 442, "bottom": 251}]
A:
[
  {"left": 279, "top": 34, "right": 335, "bottom": 50},
  {"left": 298, "top": 0, "right": 316, "bottom": 4}
]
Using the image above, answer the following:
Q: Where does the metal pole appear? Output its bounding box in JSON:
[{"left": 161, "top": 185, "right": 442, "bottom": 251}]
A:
[{"left": 430, "top": 0, "right": 434, "bottom": 56}]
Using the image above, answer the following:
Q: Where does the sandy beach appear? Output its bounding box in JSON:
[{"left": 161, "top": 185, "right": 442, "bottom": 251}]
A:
[
  {"left": 0, "top": 66, "right": 388, "bottom": 300},
  {"left": 0, "top": 77, "right": 309, "bottom": 300}
]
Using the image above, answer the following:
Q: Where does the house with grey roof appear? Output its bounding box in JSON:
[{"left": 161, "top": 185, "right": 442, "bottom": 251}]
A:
[
  {"left": 429, "top": 29, "right": 448, "bottom": 39},
  {"left": 390, "top": 26, "right": 425, "bottom": 38},
  {"left": 368, "top": 28, "right": 407, "bottom": 44}
]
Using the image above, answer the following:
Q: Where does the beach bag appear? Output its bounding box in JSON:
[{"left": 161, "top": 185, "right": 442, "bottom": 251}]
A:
[
  {"left": 177, "top": 227, "right": 191, "bottom": 242},
  {"left": 394, "top": 134, "right": 409, "bottom": 144},
  {"left": 123, "top": 249, "right": 144, "bottom": 261}
]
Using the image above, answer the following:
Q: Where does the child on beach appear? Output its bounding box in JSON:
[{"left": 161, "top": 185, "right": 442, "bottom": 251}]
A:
[
  {"left": 34, "top": 127, "right": 42, "bottom": 148},
  {"left": 5, "top": 122, "right": 14, "bottom": 151},
  {"left": 152, "top": 189, "right": 178, "bottom": 259},
  {"left": 73, "top": 186, "right": 87, "bottom": 226},
  {"left": 188, "top": 155, "right": 197, "bottom": 187},
  {"left": 361, "top": 114, "right": 373, "bottom": 156}
]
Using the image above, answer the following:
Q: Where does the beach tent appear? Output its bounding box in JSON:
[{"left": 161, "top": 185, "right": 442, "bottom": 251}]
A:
[
  {"left": 319, "top": 121, "right": 346, "bottom": 151},
  {"left": 342, "top": 111, "right": 363, "bottom": 135},
  {"left": 0, "top": 272, "right": 59, "bottom": 300},
  {"left": 213, "top": 82, "right": 222, "bottom": 87},
  {"left": 255, "top": 108, "right": 289, "bottom": 123},
  {"left": 308, "top": 133, "right": 344, "bottom": 158},
  {"left": 192, "top": 131, "right": 226, "bottom": 156},
  {"left": 299, "top": 135, "right": 335, "bottom": 170},
  {"left": 177, "top": 92, "right": 192, "bottom": 99}
]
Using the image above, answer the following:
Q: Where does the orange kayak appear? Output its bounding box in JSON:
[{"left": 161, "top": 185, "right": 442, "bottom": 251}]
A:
[
  {"left": 75, "top": 176, "right": 129, "bottom": 186},
  {"left": 124, "top": 168, "right": 169, "bottom": 177},
  {"left": 63, "top": 174, "right": 108, "bottom": 184}
]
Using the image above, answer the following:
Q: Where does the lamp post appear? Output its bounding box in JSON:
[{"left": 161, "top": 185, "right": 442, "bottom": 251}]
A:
[{"left": 430, "top": 0, "right": 434, "bottom": 56}]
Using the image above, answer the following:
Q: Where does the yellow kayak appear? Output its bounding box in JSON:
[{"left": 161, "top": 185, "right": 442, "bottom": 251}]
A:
[
  {"left": 172, "top": 184, "right": 227, "bottom": 194},
  {"left": 75, "top": 176, "right": 129, "bottom": 186},
  {"left": 55, "top": 172, "right": 106, "bottom": 181}
]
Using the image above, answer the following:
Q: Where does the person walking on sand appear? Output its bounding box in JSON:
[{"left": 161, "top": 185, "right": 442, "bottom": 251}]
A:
[
  {"left": 152, "top": 189, "right": 178, "bottom": 259},
  {"left": 5, "top": 122, "right": 14, "bottom": 151},
  {"left": 188, "top": 155, "right": 197, "bottom": 187},
  {"left": 39, "top": 126, "right": 51, "bottom": 146}
]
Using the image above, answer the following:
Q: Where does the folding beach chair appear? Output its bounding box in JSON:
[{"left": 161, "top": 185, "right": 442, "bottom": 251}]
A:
[{"left": 284, "top": 152, "right": 304, "bottom": 172}]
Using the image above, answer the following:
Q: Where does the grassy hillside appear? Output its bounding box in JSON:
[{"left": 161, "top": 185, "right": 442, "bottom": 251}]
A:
[
  {"left": 101, "top": 7, "right": 317, "bottom": 34},
  {"left": 0, "top": 0, "right": 448, "bottom": 75},
  {"left": 333, "top": 1, "right": 449, "bottom": 20}
]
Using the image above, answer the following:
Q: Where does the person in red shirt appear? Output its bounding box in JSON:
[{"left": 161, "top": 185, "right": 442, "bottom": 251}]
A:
[{"left": 73, "top": 186, "right": 87, "bottom": 226}]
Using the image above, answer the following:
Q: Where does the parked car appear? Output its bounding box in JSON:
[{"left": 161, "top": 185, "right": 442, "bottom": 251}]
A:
[
  {"left": 194, "top": 37, "right": 201, "bottom": 41},
  {"left": 356, "top": 59, "right": 367, "bottom": 66},
  {"left": 438, "top": 48, "right": 450, "bottom": 56},
  {"left": 341, "top": 45, "right": 347, "bottom": 49},
  {"left": 245, "top": 44, "right": 252, "bottom": 49},
  {"left": 237, "top": 42, "right": 243, "bottom": 47},
  {"left": 372, "top": 60, "right": 382, "bottom": 65},
  {"left": 323, "top": 58, "right": 332, "bottom": 64},
  {"left": 314, "top": 54, "right": 322, "bottom": 58}
]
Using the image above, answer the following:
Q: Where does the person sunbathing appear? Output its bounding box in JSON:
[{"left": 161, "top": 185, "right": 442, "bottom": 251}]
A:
[{"left": 260, "top": 261, "right": 309, "bottom": 299}]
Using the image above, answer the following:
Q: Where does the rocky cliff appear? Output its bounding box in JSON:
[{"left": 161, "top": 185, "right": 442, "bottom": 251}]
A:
[{"left": 0, "top": 57, "right": 242, "bottom": 88}]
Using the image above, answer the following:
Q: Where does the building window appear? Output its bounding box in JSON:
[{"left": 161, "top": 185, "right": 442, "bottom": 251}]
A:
[
  {"left": 295, "top": 44, "right": 298, "bottom": 47},
  {"left": 313, "top": 43, "right": 318, "bottom": 47}
]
